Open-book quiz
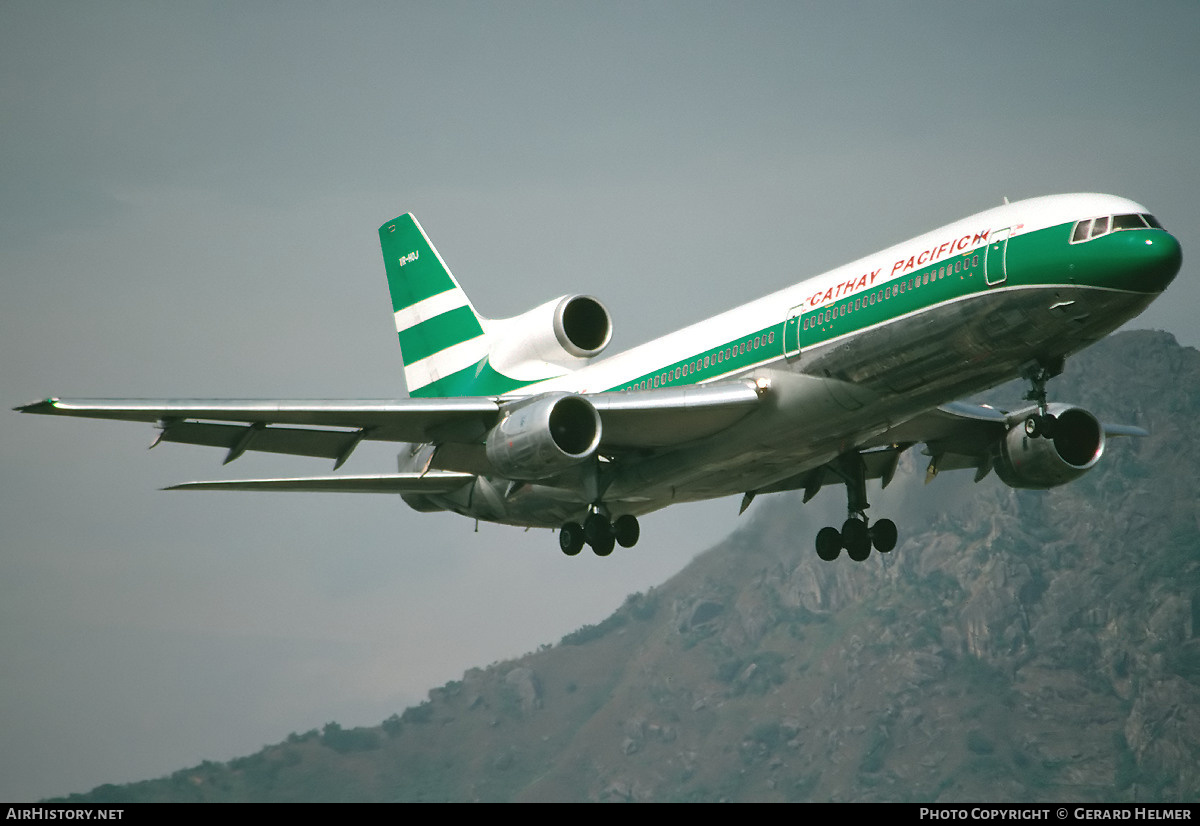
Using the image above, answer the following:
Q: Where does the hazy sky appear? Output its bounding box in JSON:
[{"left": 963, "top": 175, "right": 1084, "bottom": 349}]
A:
[{"left": 3, "top": 1, "right": 1198, "bottom": 800}]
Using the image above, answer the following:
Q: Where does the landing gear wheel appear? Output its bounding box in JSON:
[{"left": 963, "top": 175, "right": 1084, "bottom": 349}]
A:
[
  {"left": 584, "top": 513, "right": 615, "bottom": 556},
  {"left": 613, "top": 514, "right": 640, "bottom": 548},
  {"left": 559, "top": 521, "right": 585, "bottom": 556},
  {"left": 870, "top": 518, "right": 897, "bottom": 553},
  {"left": 816, "top": 526, "right": 842, "bottom": 561},
  {"left": 591, "top": 533, "right": 615, "bottom": 556},
  {"left": 842, "top": 518, "right": 871, "bottom": 562},
  {"left": 1024, "top": 414, "right": 1057, "bottom": 439}
]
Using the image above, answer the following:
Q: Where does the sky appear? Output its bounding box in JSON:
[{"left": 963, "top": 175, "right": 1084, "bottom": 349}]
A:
[{"left": 2, "top": 1, "right": 1198, "bottom": 801}]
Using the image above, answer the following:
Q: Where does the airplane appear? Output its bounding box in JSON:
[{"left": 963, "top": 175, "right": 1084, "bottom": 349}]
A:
[{"left": 18, "top": 193, "right": 1181, "bottom": 561}]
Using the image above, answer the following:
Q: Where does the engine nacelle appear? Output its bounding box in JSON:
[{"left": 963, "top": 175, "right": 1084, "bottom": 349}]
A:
[
  {"left": 487, "top": 295, "right": 612, "bottom": 379},
  {"left": 994, "top": 405, "right": 1105, "bottom": 489},
  {"left": 485, "top": 392, "right": 602, "bottom": 480}
]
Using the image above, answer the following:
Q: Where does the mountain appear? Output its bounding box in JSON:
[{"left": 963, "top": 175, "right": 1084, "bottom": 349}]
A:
[{"left": 58, "top": 330, "right": 1200, "bottom": 802}]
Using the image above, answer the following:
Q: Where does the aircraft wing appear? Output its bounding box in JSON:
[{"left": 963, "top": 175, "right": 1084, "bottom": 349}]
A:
[
  {"left": 165, "top": 470, "right": 475, "bottom": 493},
  {"left": 867, "top": 400, "right": 1146, "bottom": 479},
  {"left": 750, "top": 400, "right": 1147, "bottom": 502},
  {"left": 16, "top": 381, "right": 762, "bottom": 466}
]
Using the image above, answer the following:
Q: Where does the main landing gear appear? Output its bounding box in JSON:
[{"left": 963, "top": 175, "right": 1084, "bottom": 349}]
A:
[
  {"left": 813, "top": 452, "right": 898, "bottom": 562},
  {"left": 559, "top": 511, "right": 640, "bottom": 557},
  {"left": 1021, "top": 357, "right": 1064, "bottom": 439}
]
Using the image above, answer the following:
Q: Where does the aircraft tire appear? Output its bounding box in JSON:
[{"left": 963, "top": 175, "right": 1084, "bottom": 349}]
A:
[
  {"left": 584, "top": 513, "right": 612, "bottom": 546},
  {"left": 591, "top": 533, "right": 615, "bottom": 556},
  {"left": 843, "top": 518, "right": 871, "bottom": 562},
  {"left": 1025, "top": 414, "right": 1058, "bottom": 439},
  {"left": 559, "top": 522, "right": 585, "bottom": 556},
  {"left": 613, "top": 514, "right": 640, "bottom": 548},
  {"left": 870, "top": 518, "right": 898, "bottom": 553},
  {"left": 816, "top": 527, "right": 842, "bottom": 561}
]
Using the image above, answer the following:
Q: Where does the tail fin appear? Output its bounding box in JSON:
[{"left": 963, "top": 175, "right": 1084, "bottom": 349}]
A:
[{"left": 380, "top": 214, "right": 489, "bottom": 397}]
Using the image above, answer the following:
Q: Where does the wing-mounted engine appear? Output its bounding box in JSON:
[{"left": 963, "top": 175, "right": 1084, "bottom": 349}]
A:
[
  {"left": 487, "top": 295, "right": 612, "bottom": 381},
  {"left": 485, "top": 392, "right": 602, "bottom": 480},
  {"left": 994, "top": 404, "right": 1105, "bottom": 489}
]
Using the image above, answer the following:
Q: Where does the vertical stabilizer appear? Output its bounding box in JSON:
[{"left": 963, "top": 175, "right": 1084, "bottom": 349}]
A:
[{"left": 379, "top": 215, "right": 488, "bottom": 397}]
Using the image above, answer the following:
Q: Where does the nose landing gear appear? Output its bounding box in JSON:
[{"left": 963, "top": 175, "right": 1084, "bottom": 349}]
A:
[{"left": 1021, "top": 357, "right": 1064, "bottom": 439}]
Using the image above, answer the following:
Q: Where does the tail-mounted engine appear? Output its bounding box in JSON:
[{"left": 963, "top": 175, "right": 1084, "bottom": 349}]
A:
[
  {"left": 487, "top": 295, "right": 612, "bottom": 380},
  {"left": 994, "top": 404, "right": 1105, "bottom": 489},
  {"left": 485, "top": 392, "right": 602, "bottom": 480}
]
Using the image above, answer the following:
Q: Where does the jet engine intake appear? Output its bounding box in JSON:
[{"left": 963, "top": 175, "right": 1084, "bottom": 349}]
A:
[
  {"left": 994, "top": 404, "right": 1105, "bottom": 489},
  {"left": 485, "top": 392, "right": 602, "bottom": 480},
  {"left": 487, "top": 295, "right": 612, "bottom": 378}
]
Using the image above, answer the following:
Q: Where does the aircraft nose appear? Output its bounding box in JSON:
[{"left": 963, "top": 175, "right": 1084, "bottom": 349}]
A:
[
  {"left": 1073, "top": 229, "right": 1182, "bottom": 294},
  {"left": 1137, "top": 231, "right": 1183, "bottom": 292}
]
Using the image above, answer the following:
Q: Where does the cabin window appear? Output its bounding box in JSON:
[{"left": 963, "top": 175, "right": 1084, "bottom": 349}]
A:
[
  {"left": 972, "top": 254, "right": 979, "bottom": 267},
  {"left": 768, "top": 332, "right": 775, "bottom": 343}
]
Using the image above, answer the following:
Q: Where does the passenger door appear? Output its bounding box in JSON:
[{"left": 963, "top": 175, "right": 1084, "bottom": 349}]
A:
[
  {"left": 984, "top": 227, "right": 1010, "bottom": 286},
  {"left": 784, "top": 305, "right": 805, "bottom": 361}
]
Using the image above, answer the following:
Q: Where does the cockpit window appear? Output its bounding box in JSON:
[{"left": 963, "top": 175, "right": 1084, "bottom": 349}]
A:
[
  {"left": 1112, "top": 214, "right": 1148, "bottom": 231},
  {"left": 1072, "top": 212, "right": 1166, "bottom": 244}
]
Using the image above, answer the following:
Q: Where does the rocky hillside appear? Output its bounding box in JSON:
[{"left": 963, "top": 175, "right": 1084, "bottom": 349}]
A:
[{"left": 61, "top": 330, "right": 1200, "bottom": 802}]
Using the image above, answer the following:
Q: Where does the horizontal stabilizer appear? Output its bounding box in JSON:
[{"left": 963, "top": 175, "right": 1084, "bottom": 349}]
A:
[{"left": 165, "top": 470, "right": 474, "bottom": 494}]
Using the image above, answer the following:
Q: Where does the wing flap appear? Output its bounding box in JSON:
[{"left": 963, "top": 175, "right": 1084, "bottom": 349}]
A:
[{"left": 154, "top": 421, "right": 363, "bottom": 462}]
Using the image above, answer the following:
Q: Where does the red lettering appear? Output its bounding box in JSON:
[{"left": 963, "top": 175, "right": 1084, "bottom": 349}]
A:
[
  {"left": 822, "top": 288, "right": 833, "bottom": 303},
  {"left": 890, "top": 260, "right": 905, "bottom": 276},
  {"left": 917, "top": 249, "right": 930, "bottom": 266},
  {"left": 869, "top": 268, "right": 881, "bottom": 284},
  {"left": 854, "top": 273, "right": 868, "bottom": 289},
  {"left": 902, "top": 255, "right": 915, "bottom": 273},
  {"left": 972, "top": 229, "right": 990, "bottom": 245},
  {"left": 936, "top": 241, "right": 950, "bottom": 258},
  {"left": 957, "top": 234, "right": 971, "bottom": 251}
]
